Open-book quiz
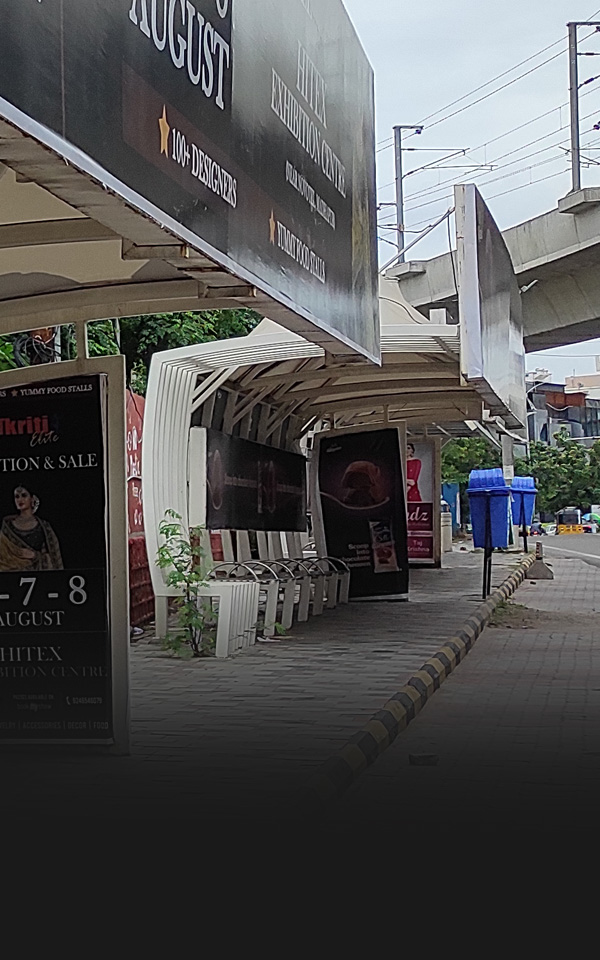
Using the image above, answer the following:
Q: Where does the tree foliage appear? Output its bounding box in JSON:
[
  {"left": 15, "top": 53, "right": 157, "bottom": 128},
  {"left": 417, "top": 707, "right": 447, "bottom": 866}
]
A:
[
  {"left": 9, "top": 309, "right": 261, "bottom": 394},
  {"left": 441, "top": 436, "right": 501, "bottom": 485},
  {"left": 443, "top": 432, "right": 600, "bottom": 518},
  {"left": 515, "top": 431, "right": 600, "bottom": 515},
  {"left": 86, "top": 309, "right": 261, "bottom": 394},
  {"left": 0, "top": 339, "right": 16, "bottom": 372}
]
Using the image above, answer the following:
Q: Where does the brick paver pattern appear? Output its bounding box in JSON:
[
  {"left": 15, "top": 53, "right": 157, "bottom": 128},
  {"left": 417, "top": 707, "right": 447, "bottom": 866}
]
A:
[
  {"left": 337, "top": 557, "right": 600, "bottom": 831},
  {"left": 1, "top": 552, "right": 524, "bottom": 819}
]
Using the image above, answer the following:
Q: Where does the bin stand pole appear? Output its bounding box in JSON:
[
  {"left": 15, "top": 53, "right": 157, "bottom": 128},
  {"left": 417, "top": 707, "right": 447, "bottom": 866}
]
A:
[
  {"left": 483, "top": 495, "right": 492, "bottom": 600},
  {"left": 520, "top": 500, "right": 528, "bottom": 556}
]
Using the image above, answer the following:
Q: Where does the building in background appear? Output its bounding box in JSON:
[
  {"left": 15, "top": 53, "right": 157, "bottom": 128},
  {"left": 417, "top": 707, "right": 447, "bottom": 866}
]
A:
[{"left": 527, "top": 372, "right": 600, "bottom": 445}]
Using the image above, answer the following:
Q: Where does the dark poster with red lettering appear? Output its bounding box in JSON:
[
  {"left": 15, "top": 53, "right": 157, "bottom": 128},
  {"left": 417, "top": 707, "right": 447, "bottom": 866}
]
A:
[
  {"left": 406, "top": 440, "right": 435, "bottom": 563},
  {"left": 205, "top": 429, "right": 307, "bottom": 532},
  {"left": 0, "top": 375, "right": 112, "bottom": 742}
]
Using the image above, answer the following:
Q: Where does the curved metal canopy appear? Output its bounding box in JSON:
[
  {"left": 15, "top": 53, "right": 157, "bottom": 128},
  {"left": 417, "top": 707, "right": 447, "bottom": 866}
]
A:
[{"left": 142, "top": 307, "right": 485, "bottom": 596}]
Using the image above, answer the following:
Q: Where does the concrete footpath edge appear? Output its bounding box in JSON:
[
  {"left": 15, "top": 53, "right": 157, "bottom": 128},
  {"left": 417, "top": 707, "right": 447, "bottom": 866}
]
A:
[{"left": 300, "top": 554, "right": 536, "bottom": 812}]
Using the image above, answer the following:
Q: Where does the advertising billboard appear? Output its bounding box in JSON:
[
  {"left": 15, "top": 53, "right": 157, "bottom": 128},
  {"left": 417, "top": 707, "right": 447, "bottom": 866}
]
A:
[
  {"left": 0, "top": 375, "right": 113, "bottom": 742},
  {"left": 313, "top": 428, "right": 409, "bottom": 600},
  {"left": 406, "top": 439, "right": 435, "bottom": 564},
  {"left": 204, "top": 429, "right": 307, "bottom": 532},
  {"left": 455, "top": 184, "right": 526, "bottom": 429},
  {"left": 0, "top": 0, "right": 379, "bottom": 362}
]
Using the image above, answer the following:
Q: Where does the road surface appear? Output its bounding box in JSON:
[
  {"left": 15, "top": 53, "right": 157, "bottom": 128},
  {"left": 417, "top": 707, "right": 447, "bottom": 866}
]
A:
[{"left": 541, "top": 532, "right": 600, "bottom": 568}]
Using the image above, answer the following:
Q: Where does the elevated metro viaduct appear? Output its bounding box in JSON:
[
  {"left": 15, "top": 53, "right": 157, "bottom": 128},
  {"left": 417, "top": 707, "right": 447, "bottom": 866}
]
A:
[{"left": 391, "top": 188, "right": 600, "bottom": 353}]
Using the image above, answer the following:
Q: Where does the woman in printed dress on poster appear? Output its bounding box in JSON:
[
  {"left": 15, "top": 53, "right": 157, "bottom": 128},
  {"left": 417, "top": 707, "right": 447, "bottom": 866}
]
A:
[{"left": 406, "top": 443, "right": 422, "bottom": 503}]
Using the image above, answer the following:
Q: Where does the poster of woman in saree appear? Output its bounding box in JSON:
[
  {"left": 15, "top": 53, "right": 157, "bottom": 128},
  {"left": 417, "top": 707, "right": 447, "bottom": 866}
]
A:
[{"left": 0, "top": 485, "right": 63, "bottom": 572}]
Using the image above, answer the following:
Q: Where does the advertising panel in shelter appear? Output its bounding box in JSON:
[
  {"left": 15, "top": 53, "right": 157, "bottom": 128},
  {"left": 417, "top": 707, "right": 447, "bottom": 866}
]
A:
[
  {"left": 205, "top": 429, "right": 307, "bottom": 532},
  {"left": 0, "top": 375, "right": 112, "bottom": 742},
  {"left": 316, "top": 429, "right": 409, "bottom": 599},
  {"left": 406, "top": 439, "right": 435, "bottom": 563}
]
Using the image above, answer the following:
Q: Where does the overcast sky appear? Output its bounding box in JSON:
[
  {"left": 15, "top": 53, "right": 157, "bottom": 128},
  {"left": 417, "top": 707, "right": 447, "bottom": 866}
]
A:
[{"left": 343, "top": 0, "right": 600, "bottom": 382}]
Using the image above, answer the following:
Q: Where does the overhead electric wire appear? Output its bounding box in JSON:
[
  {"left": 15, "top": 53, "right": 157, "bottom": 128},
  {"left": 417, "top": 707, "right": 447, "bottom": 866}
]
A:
[
  {"left": 376, "top": 84, "right": 598, "bottom": 196},
  {"left": 397, "top": 88, "right": 600, "bottom": 205},
  {"left": 376, "top": 6, "right": 600, "bottom": 153},
  {"left": 402, "top": 110, "right": 600, "bottom": 215},
  {"left": 384, "top": 146, "right": 569, "bottom": 222},
  {"left": 374, "top": 6, "right": 600, "bottom": 257},
  {"left": 404, "top": 155, "right": 568, "bottom": 214},
  {"left": 375, "top": 35, "right": 569, "bottom": 150},
  {"left": 376, "top": 50, "right": 566, "bottom": 155},
  {"left": 485, "top": 167, "right": 569, "bottom": 202}
]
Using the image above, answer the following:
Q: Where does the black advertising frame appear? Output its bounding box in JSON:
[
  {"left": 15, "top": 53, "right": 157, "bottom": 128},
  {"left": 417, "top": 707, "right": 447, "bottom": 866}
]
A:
[
  {"left": 204, "top": 428, "right": 307, "bottom": 533},
  {"left": 314, "top": 427, "right": 409, "bottom": 600},
  {"left": 0, "top": 374, "right": 113, "bottom": 742}
]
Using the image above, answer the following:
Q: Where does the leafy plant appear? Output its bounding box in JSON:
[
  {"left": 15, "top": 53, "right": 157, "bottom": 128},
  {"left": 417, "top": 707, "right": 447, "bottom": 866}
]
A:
[
  {"left": 515, "top": 430, "right": 600, "bottom": 515},
  {"left": 442, "top": 436, "right": 502, "bottom": 528},
  {"left": 0, "top": 337, "right": 17, "bottom": 371},
  {"left": 8, "top": 310, "right": 261, "bottom": 393},
  {"left": 88, "top": 308, "right": 260, "bottom": 394},
  {"left": 156, "top": 510, "right": 216, "bottom": 657},
  {"left": 441, "top": 437, "right": 502, "bottom": 485}
]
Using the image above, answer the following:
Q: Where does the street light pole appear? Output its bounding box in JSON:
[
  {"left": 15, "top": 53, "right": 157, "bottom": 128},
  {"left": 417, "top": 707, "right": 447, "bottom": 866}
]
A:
[{"left": 393, "top": 124, "right": 422, "bottom": 260}]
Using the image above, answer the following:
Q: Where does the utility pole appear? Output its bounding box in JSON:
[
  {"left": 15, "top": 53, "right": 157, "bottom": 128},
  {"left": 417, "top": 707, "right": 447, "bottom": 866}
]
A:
[
  {"left": 569, "top": 22, "right": 582, "bottom": 192},
  {"left": 394, "top": 125, "right": 422, "bottom": 261},
  {"left": 567, "top": 21, "right": 600, "bottom": 193},
  {"left": 390, "top": 128, "right": 493, "bottom": 262}
]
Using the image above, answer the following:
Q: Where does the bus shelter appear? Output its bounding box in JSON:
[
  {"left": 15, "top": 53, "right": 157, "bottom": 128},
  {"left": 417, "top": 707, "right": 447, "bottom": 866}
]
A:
[{"left": 143, "top": 283, "right": 489, "bottom": 635}]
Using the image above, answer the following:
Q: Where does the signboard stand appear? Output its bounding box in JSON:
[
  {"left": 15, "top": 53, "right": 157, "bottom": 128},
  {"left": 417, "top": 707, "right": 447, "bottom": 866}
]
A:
[
  {"left": 0, "top": 348, "right": 129, "bottom": 754},
  {"left": 518, "top": 500, "right": 528, "bottom": 558},
  {"left": 483, "top": 500, "right": 493, "bottom": 600}
]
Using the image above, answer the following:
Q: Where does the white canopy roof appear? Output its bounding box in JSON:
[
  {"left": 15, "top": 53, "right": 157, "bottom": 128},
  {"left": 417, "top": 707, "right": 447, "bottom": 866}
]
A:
[{"left": 142, "top": 287, "right": 486, "bottom": 589}]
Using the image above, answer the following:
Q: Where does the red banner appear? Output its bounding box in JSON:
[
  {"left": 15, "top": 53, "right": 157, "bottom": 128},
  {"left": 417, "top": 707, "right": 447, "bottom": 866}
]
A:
[{"left": 126, "top": 392, "right": 145, "bottom": 536}]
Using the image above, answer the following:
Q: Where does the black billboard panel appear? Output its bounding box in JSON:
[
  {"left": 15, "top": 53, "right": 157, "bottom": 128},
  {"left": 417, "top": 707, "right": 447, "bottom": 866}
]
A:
[
  {"left": 456, "top": 184, "right": 526, "bottom": 429},
  {"left": 316, "top": 429, "right": 409, "bottom": 599},
  {"left": 0, "top": 375, "right": 112, "bottom": 742},
  {"left": 0, "top": 0, "right": 379, "bottom": 361},
  {"left": 205, "top": 429, "right": 307, "bottom": 532}
]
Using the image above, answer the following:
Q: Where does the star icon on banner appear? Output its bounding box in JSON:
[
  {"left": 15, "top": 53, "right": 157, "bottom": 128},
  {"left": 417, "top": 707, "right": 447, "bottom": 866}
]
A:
[
  {"left": 11, "top": 390, "right": 18, "bottom": 397},
  {"left": 158, "top": 106, "right": 170, "bottom": 156},
  {"left": 269, "top": 210, "right": 276, "bottom": 244}
]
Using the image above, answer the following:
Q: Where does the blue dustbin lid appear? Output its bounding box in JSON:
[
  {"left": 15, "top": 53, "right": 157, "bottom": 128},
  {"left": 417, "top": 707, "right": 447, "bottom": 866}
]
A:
[
  {"left": 468, "top": 468, "right": 505, "bottom": 490},
  {"left": 511, "top": 475, "right": 537, "bottom": 493},
  {"left": 467, "top": 468, "right": 511, "bottom": 496}
]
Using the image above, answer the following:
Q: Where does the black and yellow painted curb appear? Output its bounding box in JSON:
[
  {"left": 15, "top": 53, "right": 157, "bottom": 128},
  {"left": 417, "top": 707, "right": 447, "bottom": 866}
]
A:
[{"left": 302, "top": 555, "right": 536, "bottom": 810}]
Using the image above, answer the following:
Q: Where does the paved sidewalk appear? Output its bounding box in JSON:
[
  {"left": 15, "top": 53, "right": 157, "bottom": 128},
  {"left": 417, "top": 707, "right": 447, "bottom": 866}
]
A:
[
  {"left": 335, "top": 557, "right": 600, "bottom": 832},
  {"left": 1, "top": 550, "right": 520, "bottom": 820}
]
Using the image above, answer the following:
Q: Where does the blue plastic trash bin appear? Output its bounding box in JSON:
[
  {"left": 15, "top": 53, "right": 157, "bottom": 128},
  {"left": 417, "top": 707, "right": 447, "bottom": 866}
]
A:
[
  {"left": 511, "top": 476, "right": 537, "bottom": 529},
  {"left": 467, "top": 468, "right": 511, "bottom": 549}
]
